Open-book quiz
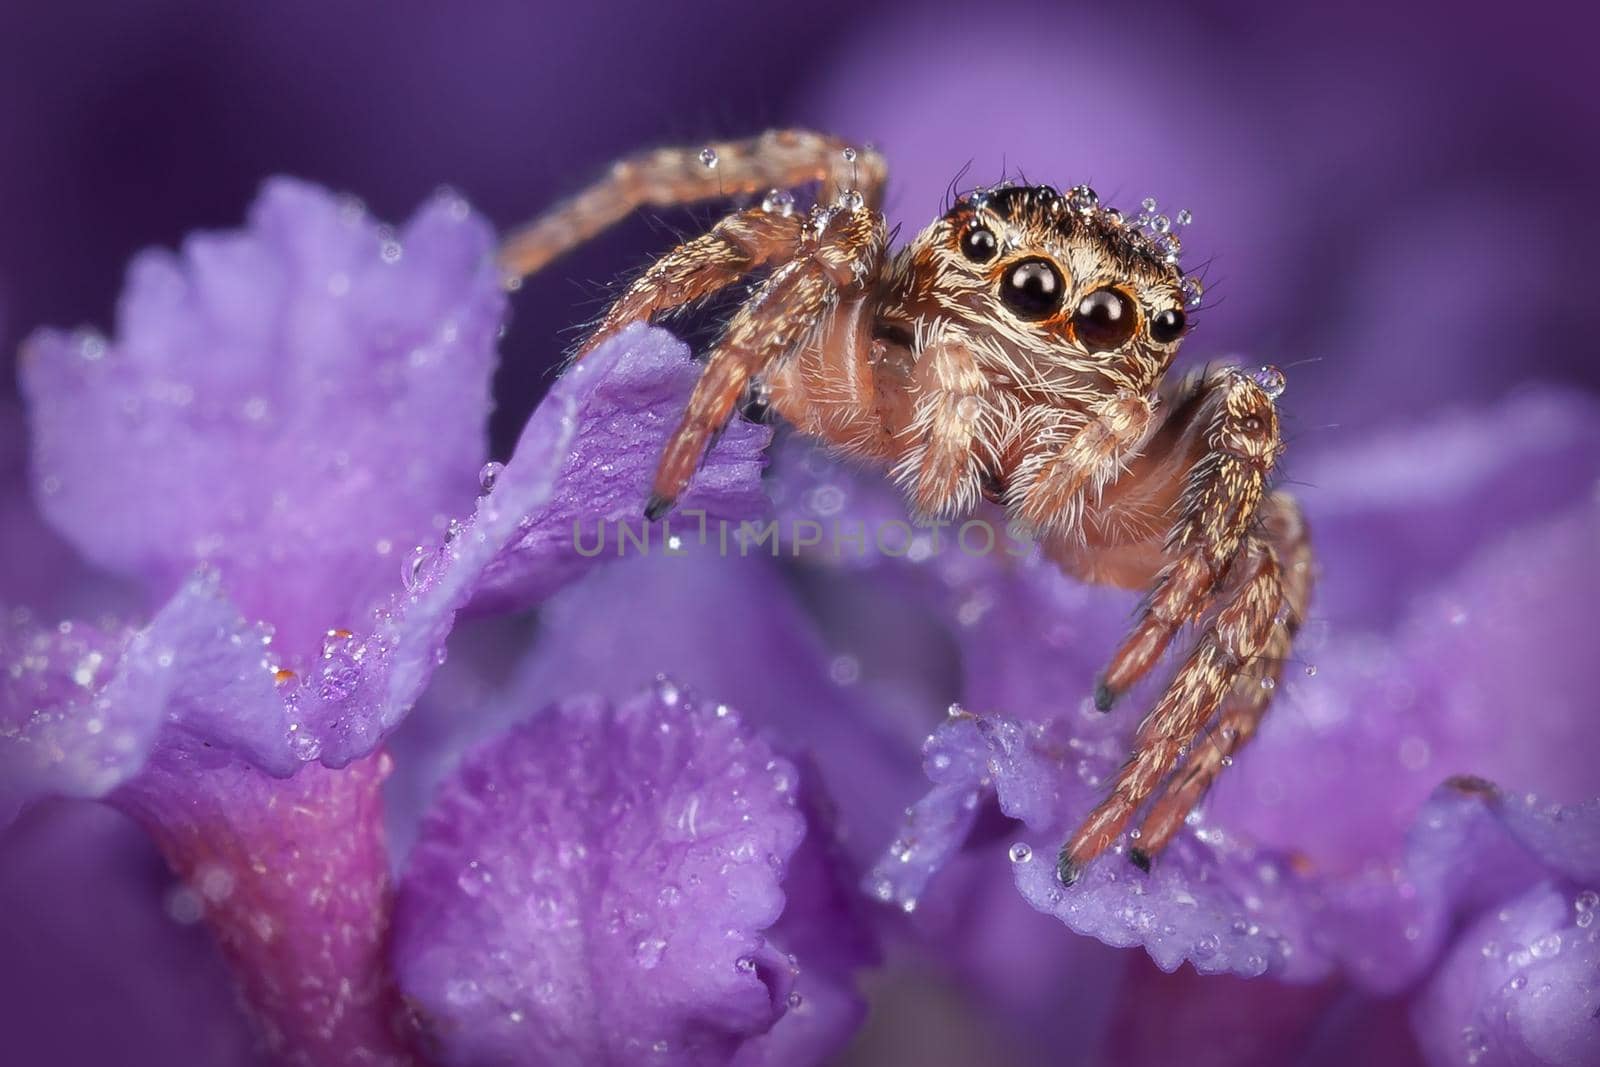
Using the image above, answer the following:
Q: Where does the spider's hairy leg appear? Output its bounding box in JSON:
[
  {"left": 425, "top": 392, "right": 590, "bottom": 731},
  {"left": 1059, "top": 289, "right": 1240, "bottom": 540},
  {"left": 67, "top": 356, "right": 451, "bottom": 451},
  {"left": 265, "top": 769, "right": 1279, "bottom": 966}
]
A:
[
  {"left": 1094, "top": 373, "right": 1279, "bottom": 712},
  {"left": 1009, "top": 388, "right": 1156, "bottom": 539},
  {"left": 646, "top": 205, "right": 887, "bottom": 518},
  {"left": 1128, "top": 493, "right": 1312, "bottom": 864},
  {"left": 500, "top": 129, "right": 887, "bottom": 278},
  {"left": 890, "top": 333, "right": 1002, "bottom": 517},
  {"left": 581, "top": 207, "right": 805, "bottom": 352},
  {"left": 1052, "top": 370, "right": 1291, "bottom": 884}
]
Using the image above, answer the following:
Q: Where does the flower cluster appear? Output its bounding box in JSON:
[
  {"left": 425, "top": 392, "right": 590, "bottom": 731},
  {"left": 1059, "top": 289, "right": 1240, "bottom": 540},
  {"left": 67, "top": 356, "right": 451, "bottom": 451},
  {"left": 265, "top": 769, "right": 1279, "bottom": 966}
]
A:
[{"left": 3, "top": 180, "right": 1596, "bottom": 1067}]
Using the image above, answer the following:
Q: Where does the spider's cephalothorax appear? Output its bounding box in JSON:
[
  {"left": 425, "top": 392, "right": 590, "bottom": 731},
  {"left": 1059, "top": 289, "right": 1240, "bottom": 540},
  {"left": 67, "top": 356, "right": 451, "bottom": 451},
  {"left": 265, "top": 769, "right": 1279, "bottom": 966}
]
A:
[{"left": 501, "top": 130, "right": 1313, "bottom": 884}]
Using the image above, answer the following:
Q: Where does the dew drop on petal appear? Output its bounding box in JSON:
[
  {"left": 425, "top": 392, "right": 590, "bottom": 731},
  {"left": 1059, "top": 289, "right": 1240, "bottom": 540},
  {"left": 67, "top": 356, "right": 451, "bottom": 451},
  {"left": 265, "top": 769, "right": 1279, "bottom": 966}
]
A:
[
  {"left": 478, "top": 461, "right": 503, "bottom": 493},
  {"left": 1009, "top": 843, "right": 1033, "bottom": 864}
]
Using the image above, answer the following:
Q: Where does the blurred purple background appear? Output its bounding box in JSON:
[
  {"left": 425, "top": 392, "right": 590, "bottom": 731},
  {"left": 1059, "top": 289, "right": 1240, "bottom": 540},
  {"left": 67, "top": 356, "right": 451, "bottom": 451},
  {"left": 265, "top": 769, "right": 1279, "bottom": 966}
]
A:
[
  {"left": 2, "top": 1, "right": 1595, "bottom": 1064},
  {"left": 3, "top": 0, "right": 1597, "bottom": 449}
]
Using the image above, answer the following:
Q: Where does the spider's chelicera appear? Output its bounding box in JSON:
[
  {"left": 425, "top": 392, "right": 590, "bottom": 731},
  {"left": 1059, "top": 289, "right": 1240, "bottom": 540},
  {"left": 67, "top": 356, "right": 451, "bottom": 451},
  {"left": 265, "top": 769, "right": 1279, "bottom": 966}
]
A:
[{"left": 500, "top": 129, "right": 1313, "bottom": 884}]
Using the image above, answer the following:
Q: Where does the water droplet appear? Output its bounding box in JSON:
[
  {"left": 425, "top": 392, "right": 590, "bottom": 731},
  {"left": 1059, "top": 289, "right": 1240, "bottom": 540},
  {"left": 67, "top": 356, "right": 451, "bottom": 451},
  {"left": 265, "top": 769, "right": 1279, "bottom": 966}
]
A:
[
  {"left": 786, "top": 991, "right": 804, "bottom": 1009},
  {"left": 841, "top": 146, "right": 857, "bottom": 163},
  {"left": 900, "top": 897, "right": 919, "bottom": 914},
  {"left": 655, "top": 678, "right": 680, "bottom": 706},
  {"left": 634, "top": 936, "right": 667, "bottom": 968},
  {"left": 734, "top": 956, "right": 756, "bottom": 974},
  {"left": 1252, "top": 365, "right": 1287, "bottom": 399},
  {"left": 698, "top": 147, "right": 719, "bottom": 169},
  {"left": 402, "top": 547, "right": 428, "bottom": 591},
  {"left": 1009, "top": 843, "right": 1033, "bottom": 864},
  {"left": 1175, "top": 209, "right": 1193, "bottom": 226},
  {"left": 1221, "top": 755, "right": 1234, "bottom": 767},
  {"left": 380, "top": 240, "right": 403, "bottom": 264},
  {"left": 1140, "top": 196, "right": 1158, "bottom": 213},
  {"left": 1149, "top": 214, "right": 1171, "bottom": 234},
  {"left": 1067, "top": 184, "right": 1099, "bottom": 214},
  {"left": 479, "top": 461, "right": 504, "bottom": 493},
  {"left": 761, "top": 189, "right": 795, "bottom": 217},
  {"left": 1259, "top": 676, "right": 1276, "bottom": 691},
  {"left": 1181, "top": 275, "right": 1205, "bottom": 309},
  {"left": 839, "top": 189, "right": 865, "bottom": 213},
  {"left": 955, "top": 396, "right": 982, "bottom": 422},
  {"left": 1304, "top": 664, "right": 1318, "bottom": 677},
  {"left": 1530, "top": 933, "right": 1561, "bottom": 958}
]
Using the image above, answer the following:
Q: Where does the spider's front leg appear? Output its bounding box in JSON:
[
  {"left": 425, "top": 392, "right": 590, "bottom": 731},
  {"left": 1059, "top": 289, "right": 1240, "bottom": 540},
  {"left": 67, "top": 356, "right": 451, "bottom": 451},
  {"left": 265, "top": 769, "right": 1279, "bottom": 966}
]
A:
[
  {"left": 1049, "top": 369, "right": 1312, "bottom": 884},
  {"left": 499, "top": 129, "right": 885, "bottom": 278},
  {"left": 617, "top": 204, "right": 888, "bottom": 517}
]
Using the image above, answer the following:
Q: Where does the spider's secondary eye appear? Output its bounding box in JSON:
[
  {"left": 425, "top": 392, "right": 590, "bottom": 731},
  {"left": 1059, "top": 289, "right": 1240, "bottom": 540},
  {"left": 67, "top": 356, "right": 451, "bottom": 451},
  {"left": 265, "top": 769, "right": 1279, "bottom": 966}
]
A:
[
  {"left": 961, "top": 226, "right": 998, "bottom": 263},
  {"left": 1072, "top": 287, "right": 1137, "bottom": 350},
  {"left": 1001, "top": 258, "right": 1064, "bottom": 319},
  {"left": 1150, "top": 307, "right": 1187, "bottom": 344}
]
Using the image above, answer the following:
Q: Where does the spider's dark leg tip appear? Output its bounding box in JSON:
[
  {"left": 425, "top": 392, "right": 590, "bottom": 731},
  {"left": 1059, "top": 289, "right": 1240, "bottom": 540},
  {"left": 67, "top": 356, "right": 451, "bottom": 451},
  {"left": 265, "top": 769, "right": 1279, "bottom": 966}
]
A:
[
  {"left": 1128, "top": 847, "right": 1152, "bottom": 873},
  {"left": 1093, "top": 680, "right": 1118, "bottom": 713},
  {"left": 643, "top": 494, "right": 673, "bottom": 522},
  {"left": 1056, "top": 854, "right": 1082, "bottom": 887}
]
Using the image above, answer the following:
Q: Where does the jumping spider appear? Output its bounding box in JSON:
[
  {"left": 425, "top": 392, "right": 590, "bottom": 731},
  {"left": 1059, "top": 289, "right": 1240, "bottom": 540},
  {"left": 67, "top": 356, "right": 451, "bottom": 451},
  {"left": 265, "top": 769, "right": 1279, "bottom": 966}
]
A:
[{"left": 500, "top": 130, "right": 1313, "bottom": 884}]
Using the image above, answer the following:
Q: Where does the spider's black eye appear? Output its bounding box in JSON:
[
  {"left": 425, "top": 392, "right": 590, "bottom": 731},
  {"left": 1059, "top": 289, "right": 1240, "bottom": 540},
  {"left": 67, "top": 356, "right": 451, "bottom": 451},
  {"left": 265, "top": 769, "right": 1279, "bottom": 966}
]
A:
[
  {"left": 1072, "top": 287, "right": 1137, "bottom": 351},
  {"left": 961, "top": 226, "right": 998, "bottom": 263},
  {"left": 1001, "top": 258, "right": 1064, "bottom": 319},
  {"left": 1150, "top": 307, "right": 1187, "bottom": 345}
]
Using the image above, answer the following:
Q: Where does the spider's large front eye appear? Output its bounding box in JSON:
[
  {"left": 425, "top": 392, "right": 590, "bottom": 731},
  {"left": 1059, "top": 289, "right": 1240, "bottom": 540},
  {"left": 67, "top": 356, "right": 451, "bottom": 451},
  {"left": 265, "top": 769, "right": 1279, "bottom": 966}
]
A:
[
  {"left": 961, "top": 226, "right": 998, "bottom": 263},
  {"left": 1072, "top": 287, "right": 1137, "bottom": 350},
  {"left": 1001, "top": 258, "right": 1064, "bottom": 319}
]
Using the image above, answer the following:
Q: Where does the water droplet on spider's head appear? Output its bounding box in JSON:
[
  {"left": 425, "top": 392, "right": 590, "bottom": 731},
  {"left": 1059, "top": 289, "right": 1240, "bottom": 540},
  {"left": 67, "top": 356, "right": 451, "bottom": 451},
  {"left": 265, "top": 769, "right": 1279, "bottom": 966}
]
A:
[
  {"left": 478, "top": 461, "right": 504, "bottom": 493},
  {"left": 1252, "top": 365, "right": 1288, "bottom": 399},
  {"left": 1141, "top": 196, "right": 1158, "bottom": 213},
  {"left": 1181, "top": 275, "right": 1205, "bottom": 309},
  {"left": 1150, "top": 214, "right": 1171, "bottom": 235},
  {"left": 761, "top": 189, "right": 795, "bottom": 217},
  {"left": 1175, "top": 208, "right": 1194, "bottom": 227},
  {"left": 1067, "top": 184, "right": 1099, "bottom": 214},
  {"left": 839, "top": 189, "right": 865, "bottom": 213},
  {"left": 699, "top": 147, "right": 719, "bottom": 169},
  {"left": 955, "top": 396, "right": 982, "bottom": 422}
]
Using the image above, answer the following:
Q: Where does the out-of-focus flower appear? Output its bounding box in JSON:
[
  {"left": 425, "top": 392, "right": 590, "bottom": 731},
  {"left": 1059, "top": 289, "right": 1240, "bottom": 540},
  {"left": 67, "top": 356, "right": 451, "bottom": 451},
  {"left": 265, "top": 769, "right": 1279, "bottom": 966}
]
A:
[{"left": 3, "top": 181, "right": 777, "bottom": 1065}]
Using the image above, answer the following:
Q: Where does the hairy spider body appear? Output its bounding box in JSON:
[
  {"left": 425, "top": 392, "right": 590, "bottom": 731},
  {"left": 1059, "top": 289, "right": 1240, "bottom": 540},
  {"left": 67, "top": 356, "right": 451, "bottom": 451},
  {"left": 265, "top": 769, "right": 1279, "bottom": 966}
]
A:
[{"left": 502, "top": 130, "right": 1313, "bottom": 884}]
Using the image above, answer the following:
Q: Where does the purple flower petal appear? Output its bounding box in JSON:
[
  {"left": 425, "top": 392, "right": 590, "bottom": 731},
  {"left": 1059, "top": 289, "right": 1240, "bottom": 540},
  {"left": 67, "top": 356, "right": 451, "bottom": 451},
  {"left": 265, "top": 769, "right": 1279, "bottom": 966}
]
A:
[
  {"left": 391, "top": 685, "right": 872, "bottom": 1067},
  {"left": 0, "top": 615, "right": 167, "bottom": 825},
  {"left": 1411, "top": 882, "right": 1600, "bottom": 1067},
  {"left": 20, "top": 179, "right": 504, "bottom": 656},
  {"left": 467, "top": 323, "right": 772, "bottom": 613},
  {"left": 112, "top": 750, "right": 412, "bottom": 1067}
]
